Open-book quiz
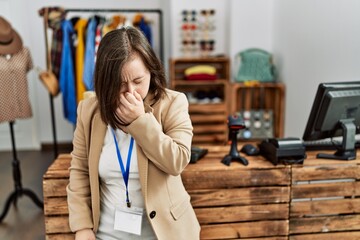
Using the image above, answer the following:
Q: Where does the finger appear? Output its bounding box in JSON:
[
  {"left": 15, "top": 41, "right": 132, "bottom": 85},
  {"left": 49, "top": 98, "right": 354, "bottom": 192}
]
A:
[
  {"left": 133, "top": 91, "right": 142, "bottom": 101},
  {"left": 115, "top": 107, "right": 128, "bottom": 124},
  {"left": 120, "top": 94, "right": 131, "bottom": 106},
  {"left": 124, "top": 92, "right": 138, "bottom": 105}
]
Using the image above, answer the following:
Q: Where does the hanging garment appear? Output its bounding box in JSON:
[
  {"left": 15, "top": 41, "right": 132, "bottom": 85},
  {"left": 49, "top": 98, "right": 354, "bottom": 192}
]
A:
[
  {"left": 93, "top": 16, "right": 105, "bottom": 63},
  {"left": 94, "top": 23, "right": 102, "bottom": 63},
  {"left": 59, "top": 20, "right": 77, "bottom": 125},
  {"left": 102, "top": 15, "right": 126, "bottom": 36},
  {"left": 133, "top": 14, "right": 152, "bottom": 46},
  {"left": 38, "top": 7, "right": 65, "bottom": 79},
  {"left": 139, "top": 17, "right": 152, "bottom": 46},
  {"left": 0, "top": 47, "right": 33, "bottom": 122},
  {"left": 74, "top": 18, "right": 87, "bottom": 103},
  {"left": 83, "top": 17, "right": 97, "bottom": 91}
]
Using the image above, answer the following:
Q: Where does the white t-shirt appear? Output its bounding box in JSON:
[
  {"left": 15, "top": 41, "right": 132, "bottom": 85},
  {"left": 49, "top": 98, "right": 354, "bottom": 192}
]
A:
[{"left": 96, "top": 126, "right": 156, "bottom": 240}]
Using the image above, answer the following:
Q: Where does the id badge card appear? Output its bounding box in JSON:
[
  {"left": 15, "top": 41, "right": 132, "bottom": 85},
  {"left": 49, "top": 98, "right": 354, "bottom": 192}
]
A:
[{"left": 114, "top": 204, "right": 143, "bottom": 235}]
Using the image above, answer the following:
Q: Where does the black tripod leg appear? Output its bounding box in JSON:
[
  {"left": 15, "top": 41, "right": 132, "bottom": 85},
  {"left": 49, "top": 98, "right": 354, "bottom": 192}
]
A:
[
  {"left": 0, "top": 191, "right": 17, "bottom": 222},
  {"left": 21, "top": 189, "right": 44, "bottom": 209}
]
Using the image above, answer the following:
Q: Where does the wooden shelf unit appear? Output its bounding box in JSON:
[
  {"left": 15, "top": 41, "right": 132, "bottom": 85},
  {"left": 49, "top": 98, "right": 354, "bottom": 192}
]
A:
[
  {"left": 229, "top": 82, "right": 286, "bottom": 138},
  {"left": 169, "top": 57, "right": 230, "bottom": 145}
]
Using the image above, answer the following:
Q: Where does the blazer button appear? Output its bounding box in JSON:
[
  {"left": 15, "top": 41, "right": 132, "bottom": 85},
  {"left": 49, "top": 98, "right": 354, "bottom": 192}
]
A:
[{"left": 149, "top": 211, "right": 156, "bottom": 219}]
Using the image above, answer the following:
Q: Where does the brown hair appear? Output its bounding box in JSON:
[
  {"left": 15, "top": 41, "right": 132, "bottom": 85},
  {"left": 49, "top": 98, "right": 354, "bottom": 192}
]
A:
[{"left": 94, "top": 26, "right": 166, "bottom": 129}]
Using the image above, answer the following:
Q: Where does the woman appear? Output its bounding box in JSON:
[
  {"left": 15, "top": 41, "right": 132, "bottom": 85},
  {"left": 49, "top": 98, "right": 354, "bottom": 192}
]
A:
[{"left": 66, "top": 26, "right": 200, "bottom": 240}]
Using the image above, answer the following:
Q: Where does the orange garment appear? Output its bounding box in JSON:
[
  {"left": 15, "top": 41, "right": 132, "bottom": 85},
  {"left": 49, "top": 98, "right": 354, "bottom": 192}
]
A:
[
  {"left": 102, "top": 15, "right": 126, "bottom": 36},
  {"left": 74, "top": 19, "right": 87, "bottom": 103}
]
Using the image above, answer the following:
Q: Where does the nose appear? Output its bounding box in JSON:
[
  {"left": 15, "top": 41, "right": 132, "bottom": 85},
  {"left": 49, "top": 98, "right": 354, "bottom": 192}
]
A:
[
  {"left": 122, "top": 82, "right": 135, "bottom": 94},
  {"left": 127, "top": 82, "right": 135, "bottom": 94}
]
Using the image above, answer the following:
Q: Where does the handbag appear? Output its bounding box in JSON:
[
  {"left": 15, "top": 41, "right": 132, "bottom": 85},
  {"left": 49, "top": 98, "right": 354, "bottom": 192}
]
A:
[
  {"left": 236, "top": 48, "right": 276, "bottom": 82},
  {"left": 39, "top": 70, "right": 59, "bottom": 96}
]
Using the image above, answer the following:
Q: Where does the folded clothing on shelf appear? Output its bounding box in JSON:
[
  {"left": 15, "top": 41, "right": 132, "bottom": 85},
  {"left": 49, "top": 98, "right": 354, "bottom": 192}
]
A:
[
  {"left": 184, "top": 64, "right": 217, "bottom": 80},
  {"left": 185, "top": 90, "right": 222, "bottom": 104},
  {"left": 185, "top": 73, "right": 217, "bottom": 80}
]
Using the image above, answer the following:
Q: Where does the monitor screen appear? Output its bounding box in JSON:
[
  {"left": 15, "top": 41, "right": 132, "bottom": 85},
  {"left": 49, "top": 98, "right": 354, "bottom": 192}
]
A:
[{"left": 303, "top": 81, "right": 360, "bottom": 160}]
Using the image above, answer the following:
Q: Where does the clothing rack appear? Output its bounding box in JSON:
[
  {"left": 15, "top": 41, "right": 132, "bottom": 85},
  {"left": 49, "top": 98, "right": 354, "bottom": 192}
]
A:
[
  {"left": 40, "top": 8, "right": 164, "bottom": 158},
  {"left": 0, "top": 122, "right": 43, "bottom": 222},
  {"left": 65, "top": 8, "right": 164, "bottom": 62}
]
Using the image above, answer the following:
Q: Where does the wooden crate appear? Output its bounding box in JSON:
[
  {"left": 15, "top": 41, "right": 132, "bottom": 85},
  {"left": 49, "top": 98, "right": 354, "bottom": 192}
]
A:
[
  {"left": 289, "top": 150, "right": 360, "bottom": 240},
  {"left": 43, "top": 154, "right": 74, "bottom": 240},
  {"left": 169, "top": 57, "right": 230, "bottom": 145},
  {"left": 229, "top": 83, "right": 285, "bottom": 139},
  {"left": 182, "top": 145, "right": 291, "bottom": 239}
]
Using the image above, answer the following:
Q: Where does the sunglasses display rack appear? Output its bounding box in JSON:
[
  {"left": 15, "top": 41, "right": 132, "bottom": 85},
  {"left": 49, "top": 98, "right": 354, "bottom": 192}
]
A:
[{"left": 180, "top": 9, "right": 216, "bottom": 57}]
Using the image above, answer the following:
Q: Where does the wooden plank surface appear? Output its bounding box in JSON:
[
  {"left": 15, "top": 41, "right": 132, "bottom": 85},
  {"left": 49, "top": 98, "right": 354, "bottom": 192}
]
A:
[
  {"left": 195, "top": 203, "right": 289, "bottom": 224},
  {"left": 292, "top": 181, "right": 360, "bottom": 199},
  {"left": 292, "top": 164, "right": 360, "bottom": 182},
  {"left": 46, "top": 234, "right": 74, "bottom": 240},
  {"left": 183, "top": 168, "right": 290, "bottom": 190},
  {"left": 289, "top": 214, "right": 360, "bottom": 234},
  {"left": 43, "top": 179, "right": 68, "bottom": 197},
  {"left": 289, "top": 231, "right": 360, "bottom": 240},
  {"left": 45, "top": 215, "right": 72, "bottom": 234},
  {"left": 200, "top": 220, "right": 288, "bottom": 239},
  {"left": 240, "top": 238, "right": 287, "bottom": 240},
  {"left": 296, "top": 151, "right": 360, "bottom": 166},
  {"left": 189, "top": 186, "right": 290, "bottom": 207},
  {"left": 239, "top": 238, "right": 287, "bottom": 240},
  {"left": 291, "top": 198, "right": 360, "bottom": 217},
  {"left": 192, "top": 134, "right": 227, "bottom": 143},
  {"left": 44, "top": 197, "right": 69, "bottom": 216}
]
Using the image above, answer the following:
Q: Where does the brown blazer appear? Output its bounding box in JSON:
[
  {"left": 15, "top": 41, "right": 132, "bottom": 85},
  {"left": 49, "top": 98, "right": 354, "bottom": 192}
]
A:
[{"left": 66, "top": 89, "right": 200, "bottom": 239}]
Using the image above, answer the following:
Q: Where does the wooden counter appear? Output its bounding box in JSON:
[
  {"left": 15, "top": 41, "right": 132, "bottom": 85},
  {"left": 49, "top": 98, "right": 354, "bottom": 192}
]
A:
[{"left": 43, "top": 146, "right": 360, "bottom": 240}]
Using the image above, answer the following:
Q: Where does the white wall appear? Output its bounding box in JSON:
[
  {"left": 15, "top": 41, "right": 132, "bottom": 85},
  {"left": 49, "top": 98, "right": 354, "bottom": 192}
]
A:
[
  {"left": 229, "top": 0, "right": 273, "bottom": 79},
  {"left": 273, "top": 0, "right": 360, "bottom": 138},
  {"left": 1, "top": 0, "right": 360, "bottom": 150}
]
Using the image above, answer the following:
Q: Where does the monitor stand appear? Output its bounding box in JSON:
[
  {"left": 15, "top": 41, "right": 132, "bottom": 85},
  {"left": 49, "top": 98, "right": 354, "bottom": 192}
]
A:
[{"left": 317, "top": 119, "right": 357, "bottom": 160}]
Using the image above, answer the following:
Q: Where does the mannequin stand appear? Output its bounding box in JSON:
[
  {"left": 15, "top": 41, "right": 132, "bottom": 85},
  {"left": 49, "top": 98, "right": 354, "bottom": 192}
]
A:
[{"left": 0, "top": 121, "right": 43, "bottom": 222}]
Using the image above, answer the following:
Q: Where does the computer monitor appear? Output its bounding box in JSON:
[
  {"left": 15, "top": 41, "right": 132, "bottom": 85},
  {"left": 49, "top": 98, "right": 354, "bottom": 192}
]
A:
[{"left": 303, "top": 81, "right": 360, "bottom": 160}]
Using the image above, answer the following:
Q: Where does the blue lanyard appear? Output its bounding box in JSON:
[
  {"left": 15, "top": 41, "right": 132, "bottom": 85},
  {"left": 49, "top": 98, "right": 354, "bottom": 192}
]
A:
[{"left": 111, "top": 129, "right": 134, "bottom": 208}]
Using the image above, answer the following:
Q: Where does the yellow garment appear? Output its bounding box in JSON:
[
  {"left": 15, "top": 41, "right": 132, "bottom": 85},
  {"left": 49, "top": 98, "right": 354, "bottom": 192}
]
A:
[
  {"left": 74, "top": 19, "right": 87, "bottom": 103},
  {"left": 184, "top": 65, "right": 216, "bottom": 76}
]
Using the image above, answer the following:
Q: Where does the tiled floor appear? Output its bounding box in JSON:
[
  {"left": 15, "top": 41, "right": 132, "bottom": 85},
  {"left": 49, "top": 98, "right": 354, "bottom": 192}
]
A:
[{"left": 0, "top": 148, "right": 70, "bottom": 240}]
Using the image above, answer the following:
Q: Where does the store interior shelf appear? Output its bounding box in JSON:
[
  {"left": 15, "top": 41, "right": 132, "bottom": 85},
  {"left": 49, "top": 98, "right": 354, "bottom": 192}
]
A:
[{"left": 169, "top": 57, "right": 230, "bottom": 145}]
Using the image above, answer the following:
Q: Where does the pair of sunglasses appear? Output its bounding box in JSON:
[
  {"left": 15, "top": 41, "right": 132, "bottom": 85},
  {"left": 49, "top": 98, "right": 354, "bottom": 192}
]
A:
[
  {"left": 182, "top": 23, "right": 197, "bottom": 31},
  {"left": 200, "top": 9, "right": 215, "bottom": 16}
]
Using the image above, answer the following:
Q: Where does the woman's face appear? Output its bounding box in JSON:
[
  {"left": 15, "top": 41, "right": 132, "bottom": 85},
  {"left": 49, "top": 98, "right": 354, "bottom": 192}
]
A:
[{"left": 120, "top": 54, "right": 151, "bottom": 99}]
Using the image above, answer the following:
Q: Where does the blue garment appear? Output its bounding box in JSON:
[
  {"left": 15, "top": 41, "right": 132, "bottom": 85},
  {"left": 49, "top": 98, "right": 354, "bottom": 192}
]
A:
[
  {"left": 59, "top": 20, "right": 77, "bottom": 125},
  {"left": 83, "top": 17, "right": 97, "bottom": 91},
  {"left": 139, "top": 18, "right": 152, "bottom": 46}
]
